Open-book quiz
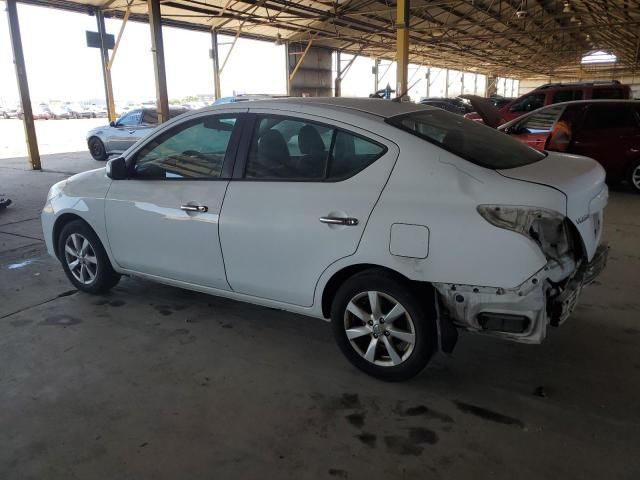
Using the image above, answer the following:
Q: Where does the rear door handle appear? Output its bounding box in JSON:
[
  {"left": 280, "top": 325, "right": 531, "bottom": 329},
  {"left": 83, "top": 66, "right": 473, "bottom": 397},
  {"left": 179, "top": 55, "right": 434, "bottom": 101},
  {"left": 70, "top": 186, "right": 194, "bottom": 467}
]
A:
[
  {"left": 181, "top": 204, "right": 208, "bottom": 213},
  {"left": 320, "top": 216, "right": 359, "bottom": 226}
]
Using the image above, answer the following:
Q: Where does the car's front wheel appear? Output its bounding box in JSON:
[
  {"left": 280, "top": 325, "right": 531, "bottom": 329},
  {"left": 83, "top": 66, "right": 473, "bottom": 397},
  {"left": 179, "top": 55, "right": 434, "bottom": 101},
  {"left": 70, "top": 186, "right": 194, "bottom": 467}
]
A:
[
  {"left": 88, "top": 137, "right": 108, "bottom": 161},
  {"left": 331, "top": 269, "right": 437, "bottom": 381},
  {"left": 628, "top": 159, "right": 640, "bottom": 193},
  {"left": 57, "top": 219, "right": 120, "bottom": 293}
]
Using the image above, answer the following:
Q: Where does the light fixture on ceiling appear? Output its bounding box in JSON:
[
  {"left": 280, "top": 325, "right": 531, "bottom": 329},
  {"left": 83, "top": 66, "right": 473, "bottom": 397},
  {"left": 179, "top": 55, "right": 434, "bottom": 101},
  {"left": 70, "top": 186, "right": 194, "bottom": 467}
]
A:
[
  {"left": 516, "top": 10, "right": 528, "bottom": 18},
  {"left": 431, "top": 27, "right": 444, "bottom": 37},
  {"left": 562, "top": 1, "right": 572, "bottom": 14},
  {"left": 275, "top": 33, "right": 283, "bottom": 46}
]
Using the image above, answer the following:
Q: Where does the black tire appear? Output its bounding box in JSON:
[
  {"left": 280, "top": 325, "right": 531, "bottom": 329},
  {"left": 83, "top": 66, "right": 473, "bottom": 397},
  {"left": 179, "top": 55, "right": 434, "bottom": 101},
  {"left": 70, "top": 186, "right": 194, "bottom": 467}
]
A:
[
  {"left": 628, "top": 159, "right": 640, "bottom": 194},
  {"left": 88, "top": 137, "right": 108, "bottom": 161},
  {"left": 331, "top": 269, "right": 437, "bottom": 381},
  {"left": 57, "top": 219, "right": 120, "bottom": 294}
]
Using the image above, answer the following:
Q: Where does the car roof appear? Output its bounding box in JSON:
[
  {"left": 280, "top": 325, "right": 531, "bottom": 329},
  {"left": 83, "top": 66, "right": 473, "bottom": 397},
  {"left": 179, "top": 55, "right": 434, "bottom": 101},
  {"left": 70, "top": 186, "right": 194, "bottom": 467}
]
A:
[{"left": 202, "top": 97, "right": 429, "bottom": 119}]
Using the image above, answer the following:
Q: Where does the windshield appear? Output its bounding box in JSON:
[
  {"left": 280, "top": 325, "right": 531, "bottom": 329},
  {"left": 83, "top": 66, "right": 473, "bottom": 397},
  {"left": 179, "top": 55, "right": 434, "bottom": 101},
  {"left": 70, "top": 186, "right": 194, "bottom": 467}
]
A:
[{"left": 386, "top": 109, "right": 546, "bottom": 169}]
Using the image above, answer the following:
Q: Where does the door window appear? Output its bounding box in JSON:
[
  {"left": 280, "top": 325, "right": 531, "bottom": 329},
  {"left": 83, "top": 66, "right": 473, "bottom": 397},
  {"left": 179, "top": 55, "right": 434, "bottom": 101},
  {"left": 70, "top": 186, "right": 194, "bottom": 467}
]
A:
[
  {"left": 516, "top": 104, "right": 565, "bottom": 134},
  {"left": 117, "top": 111, "right": 141, "bottom": 127},
  {"left": 509, "top": 93, "right": 545, "bottom": 112},
  {"left": 245, "top": 116, "right": 385, "bottom": 181},
  {"left": 582, "top": 105, "right": 637, "bottom": 130},
  {"left": 134, "top": 115, "right": 237, "bottom": 179}
]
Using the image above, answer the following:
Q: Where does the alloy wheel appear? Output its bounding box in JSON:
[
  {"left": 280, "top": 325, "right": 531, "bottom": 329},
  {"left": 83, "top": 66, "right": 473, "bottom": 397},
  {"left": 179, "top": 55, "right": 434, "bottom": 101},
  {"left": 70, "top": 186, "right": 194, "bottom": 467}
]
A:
[
  {"left": 632, "top": 164, "right": 640, "bottom": 191},
  {"left": 64, "top": 233, "right": 98, "bottom": 284},
  {"left": 343, "top": 291, "right": 416, "bottom": 367}
]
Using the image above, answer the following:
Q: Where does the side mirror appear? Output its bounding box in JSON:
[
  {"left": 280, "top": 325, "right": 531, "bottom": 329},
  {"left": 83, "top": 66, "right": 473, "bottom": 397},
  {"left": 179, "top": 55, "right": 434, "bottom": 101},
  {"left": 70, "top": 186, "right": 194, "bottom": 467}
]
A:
[
  {"left": 106, "top": 157, "right": 128, "bottom": 180},
  {"left": 109, "top": 121, "right": 116, "bottom": 127}
]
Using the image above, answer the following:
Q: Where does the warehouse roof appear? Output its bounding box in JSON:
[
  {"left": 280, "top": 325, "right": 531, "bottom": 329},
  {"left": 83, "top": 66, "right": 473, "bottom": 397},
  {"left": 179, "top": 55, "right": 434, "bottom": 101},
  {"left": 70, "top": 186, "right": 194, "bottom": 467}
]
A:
[{"left": 19, "top": 0, "right": 640, "bottom": 78}]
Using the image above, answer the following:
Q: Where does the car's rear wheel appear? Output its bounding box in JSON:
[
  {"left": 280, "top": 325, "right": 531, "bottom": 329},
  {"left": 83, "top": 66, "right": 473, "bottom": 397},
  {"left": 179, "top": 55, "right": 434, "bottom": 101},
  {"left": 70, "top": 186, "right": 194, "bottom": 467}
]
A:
[
  {"left": 88, "top": 137, "right": 108, "bottom": 161},
  {"left": 331, "top": 269, "right": 437, "bottom": 381},
  {"left": 57, "top": 220, "right": 120, "bottom": 294},
  {"left": 628, "top": 159, "right": 640, "bottom": 193}
]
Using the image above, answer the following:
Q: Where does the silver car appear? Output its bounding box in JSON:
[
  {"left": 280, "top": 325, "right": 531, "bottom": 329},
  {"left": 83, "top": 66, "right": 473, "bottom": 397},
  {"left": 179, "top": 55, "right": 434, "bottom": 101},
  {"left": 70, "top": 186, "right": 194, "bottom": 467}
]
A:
[{"left": 86, "top": 107, "right": 188, "bottom": 161}]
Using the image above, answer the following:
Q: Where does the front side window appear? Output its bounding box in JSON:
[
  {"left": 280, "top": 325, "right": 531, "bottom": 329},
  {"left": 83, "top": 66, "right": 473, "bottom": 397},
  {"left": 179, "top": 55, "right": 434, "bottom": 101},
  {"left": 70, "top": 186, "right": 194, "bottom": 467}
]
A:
[
  {"left": 516, "top": 105, "right": 565, "bottom": 134},
  {"left": 117, "top": 111, "right": 141, "bottom": 127},
  {"left": 245, "top": 116, "right": 385, "bottom": 181},
  {"left": 134, "top": 115, "right": 237, "bottom": 179},
  {"left": 552, "top": 90, "right": 580, "bottom": 103},
  {"left": 509, "top": 93, "right": 545, "bottom": 112},
  {"left": 388, "top": 109, "right": 546, "bottom": 169}
]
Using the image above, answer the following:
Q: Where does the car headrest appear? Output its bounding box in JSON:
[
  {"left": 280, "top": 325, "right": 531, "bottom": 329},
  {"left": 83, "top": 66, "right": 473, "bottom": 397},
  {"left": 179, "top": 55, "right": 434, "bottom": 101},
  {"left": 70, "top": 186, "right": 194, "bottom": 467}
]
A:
[
  {"left": 258, "top": 129, "right": 289, "bottom": 166},
  {"left": 298, "top": 125, "right": 325, "bottom": 154},
  {"left": 334, "top": 133, "right": 355, "bottom": 159}
]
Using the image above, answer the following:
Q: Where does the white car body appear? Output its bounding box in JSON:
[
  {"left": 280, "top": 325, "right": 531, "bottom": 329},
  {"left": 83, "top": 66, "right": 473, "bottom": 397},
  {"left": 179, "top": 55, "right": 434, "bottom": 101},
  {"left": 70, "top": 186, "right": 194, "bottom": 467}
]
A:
[{"left": 43, "top": 98, "right": 608, "bottom": 348}]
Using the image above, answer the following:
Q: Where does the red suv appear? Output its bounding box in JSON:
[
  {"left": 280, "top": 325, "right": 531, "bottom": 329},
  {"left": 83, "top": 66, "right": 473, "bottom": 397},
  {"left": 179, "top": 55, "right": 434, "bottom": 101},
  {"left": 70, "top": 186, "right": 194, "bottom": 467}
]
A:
[
  {"left": 498, "top": 100, "right": 640, "bottom": 192},
  {"left": 466, "top": 81, "right": 631, "bottom": 123}
]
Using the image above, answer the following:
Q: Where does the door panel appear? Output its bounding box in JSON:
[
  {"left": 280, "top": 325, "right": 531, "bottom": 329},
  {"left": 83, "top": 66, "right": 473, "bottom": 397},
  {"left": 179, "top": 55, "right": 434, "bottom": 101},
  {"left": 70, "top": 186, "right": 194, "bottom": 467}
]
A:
[
  {"left": 570, "top": 104, "right": 640, "bottom": 179},
  {"left": 105, "top": 112, "right": 243, "bottom": 289},
  {"left": 106, "top": 181, "right": 230, "bottom": 288},
  {"left": 219, "top": 113, "right": 399, "bottom": 306}
]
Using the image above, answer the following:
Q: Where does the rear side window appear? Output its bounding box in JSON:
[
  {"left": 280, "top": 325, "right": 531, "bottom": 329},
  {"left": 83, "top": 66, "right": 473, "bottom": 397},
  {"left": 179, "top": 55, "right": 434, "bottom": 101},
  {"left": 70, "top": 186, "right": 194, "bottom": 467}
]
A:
[
  {"left": 517, "top": 105, "right": 565, "bottom": 134},
  {"left": 387, "top": 109, "right": 546, "bottom": 169},
  {"left": 582, "top": 105, "right": 638, "bottom": 130},
  {"left": 245, "top": 116, "right": 386, "bottom": 181},
  {"left": 592, "top": 88, "right": 625, "bottom": 99}
]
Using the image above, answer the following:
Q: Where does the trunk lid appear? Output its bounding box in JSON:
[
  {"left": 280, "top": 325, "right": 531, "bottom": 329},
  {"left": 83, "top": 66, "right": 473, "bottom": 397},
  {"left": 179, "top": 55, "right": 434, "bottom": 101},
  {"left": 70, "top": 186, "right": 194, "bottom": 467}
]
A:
[
  {"left": 460, "top": 94, "right": 505, "bottom": 128},
  {"left": 497, "top": 152, "right": 607, "bottom": 260}
]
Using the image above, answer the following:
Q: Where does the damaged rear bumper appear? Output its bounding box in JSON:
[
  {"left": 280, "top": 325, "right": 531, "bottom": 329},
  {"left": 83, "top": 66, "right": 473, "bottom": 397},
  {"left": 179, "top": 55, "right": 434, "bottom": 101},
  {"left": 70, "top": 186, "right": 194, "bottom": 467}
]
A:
[{"left": 434, "top": 244, "right": 609, "bottom": 344}]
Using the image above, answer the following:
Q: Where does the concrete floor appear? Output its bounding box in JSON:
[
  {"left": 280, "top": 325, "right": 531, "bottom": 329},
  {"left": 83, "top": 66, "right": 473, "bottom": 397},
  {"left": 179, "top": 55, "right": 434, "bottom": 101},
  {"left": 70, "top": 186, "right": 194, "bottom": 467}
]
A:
[{"left": 1, "top": 153, "right": 640, "bottom": 479}]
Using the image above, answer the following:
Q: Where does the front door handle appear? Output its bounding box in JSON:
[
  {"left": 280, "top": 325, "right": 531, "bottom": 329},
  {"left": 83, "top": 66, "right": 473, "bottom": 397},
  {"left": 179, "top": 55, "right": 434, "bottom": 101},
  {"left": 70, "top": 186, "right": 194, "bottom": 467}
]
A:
[
  {"left": 181, "top": 204, "right": 208, "bottom": 213},
  {"left": 320, "top": 216, "right": 359, "bottom": 226}
]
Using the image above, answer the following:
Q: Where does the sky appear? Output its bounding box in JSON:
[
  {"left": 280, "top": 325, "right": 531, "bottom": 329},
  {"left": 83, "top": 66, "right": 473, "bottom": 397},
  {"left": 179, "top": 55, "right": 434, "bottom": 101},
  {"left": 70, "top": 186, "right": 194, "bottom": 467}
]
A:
[{"left": 0, "top": 2, "right": 517, "bottom": 107}]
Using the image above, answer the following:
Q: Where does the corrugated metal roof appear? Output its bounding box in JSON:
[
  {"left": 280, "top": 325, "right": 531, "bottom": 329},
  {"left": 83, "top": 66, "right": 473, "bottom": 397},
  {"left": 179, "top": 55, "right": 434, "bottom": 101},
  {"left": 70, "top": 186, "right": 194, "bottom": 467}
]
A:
[{"left": 18, "top": 0, "right": 640, "bottom": 78}]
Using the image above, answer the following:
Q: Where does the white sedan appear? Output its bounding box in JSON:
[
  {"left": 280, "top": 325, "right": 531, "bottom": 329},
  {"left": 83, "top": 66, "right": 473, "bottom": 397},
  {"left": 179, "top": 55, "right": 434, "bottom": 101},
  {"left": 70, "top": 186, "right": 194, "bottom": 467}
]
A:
[{"left": 42, "top": 98, "right": 609, "bottom": 381}]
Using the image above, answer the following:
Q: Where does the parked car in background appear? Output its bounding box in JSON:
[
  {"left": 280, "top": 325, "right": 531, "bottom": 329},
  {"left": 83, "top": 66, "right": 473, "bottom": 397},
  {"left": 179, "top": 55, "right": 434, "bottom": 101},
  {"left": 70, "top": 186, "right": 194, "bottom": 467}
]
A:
[
  {"left": 64, "top": 104, "right": 94, "bottom": 119},
  {"left": 88, "top": 104, "right": 109, "bottom": 118},
  {"left": 419, "top": 97, "right": 470, "bottom": 115},
  {"left": 86, "top": 107, "right": 188, "bottom": 160},
  {"left": 497, "top": 100, "right": 640, "bottom": 192},
  {"left": 213, "top": 94, "right": 288, "bottom": 105},
  {"left": 466, "top": 81, "right": 631, "bottom": 123},
  {"left": 1, "top": 105, "right": 20, "bottom": 119},
  {"left": 46, "top": 98, "right": 608, "bottom": 380},
  {"left": 46, "top": 104, "right": 73, "bottom": 119},
  {"left": 17, "top": 106, "right": 51, "bottom": 120}
]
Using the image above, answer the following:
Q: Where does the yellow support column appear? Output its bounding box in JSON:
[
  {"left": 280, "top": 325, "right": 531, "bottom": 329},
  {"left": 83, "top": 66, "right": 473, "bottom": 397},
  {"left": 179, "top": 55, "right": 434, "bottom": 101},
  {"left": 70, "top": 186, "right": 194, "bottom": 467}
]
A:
[{"left": 396, "top": 0, "right": 409, "bottom": 99}]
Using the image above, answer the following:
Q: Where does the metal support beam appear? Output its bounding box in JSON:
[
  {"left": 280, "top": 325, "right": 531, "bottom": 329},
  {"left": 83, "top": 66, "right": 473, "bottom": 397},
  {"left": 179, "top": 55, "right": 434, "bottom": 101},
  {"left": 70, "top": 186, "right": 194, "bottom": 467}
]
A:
[
  {"left": 147, "top": 0, "right": 169, "bottom": 123},
  {"left": 219, "top": 23, "right": 242, "bottom": 75},
  {"left": 373, "top": 58, "right": 379, "bottom": 93},
  {"left": 395, "top": 0, "right": 409, "bottom": 98},
  {"left": 289, "top": 39, "right": 313, "bottom": 85},
  {"left": 96, "top": 9, "right": 117, "bottom": 123},
  {"left": 444, "top": 69, "right": 449, "bottom": 98},
  {"left": 6, "top": 0, "right": 40, "bottom": 170},
  {"left": 425, "top": 67, "right": 430, "bottom": 97},
  {"left": 284, "top": 42, "right": 290, "bottom": 95},
  {"left": 211, "top": 30, "right": 221, "bottom": 99},
  {"left": 334, "top": 50, "right": 341, "bottom": 97}
]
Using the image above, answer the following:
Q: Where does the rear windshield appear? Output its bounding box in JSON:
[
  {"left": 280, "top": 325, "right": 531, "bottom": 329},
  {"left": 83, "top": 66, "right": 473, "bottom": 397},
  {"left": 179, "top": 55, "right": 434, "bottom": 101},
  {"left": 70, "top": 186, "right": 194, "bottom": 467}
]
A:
[{"left": 386, "top": 109, "right": 546, "bottom": 169}]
